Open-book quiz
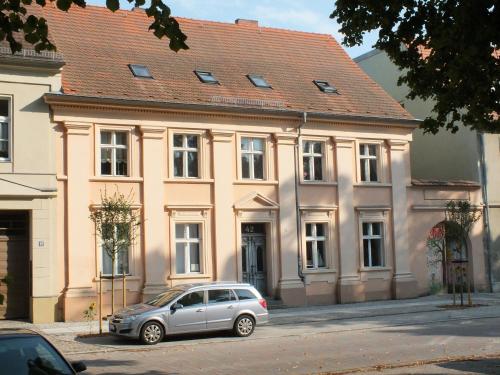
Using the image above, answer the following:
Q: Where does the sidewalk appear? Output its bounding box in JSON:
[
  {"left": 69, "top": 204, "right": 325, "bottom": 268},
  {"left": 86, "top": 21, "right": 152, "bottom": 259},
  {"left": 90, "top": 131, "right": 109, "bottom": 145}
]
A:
[{"left": 1, "top": 292, "right": 499, "bottom": 337}]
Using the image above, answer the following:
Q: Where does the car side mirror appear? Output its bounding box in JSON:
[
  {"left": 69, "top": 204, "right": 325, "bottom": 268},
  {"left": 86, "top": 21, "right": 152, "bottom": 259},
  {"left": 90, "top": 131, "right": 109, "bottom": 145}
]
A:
[
  {"left": 171, "top": 302, "right": 183, "bottom": 311},
  {"left": 71, "top": 361, "right": 87, "bottom": 373}
]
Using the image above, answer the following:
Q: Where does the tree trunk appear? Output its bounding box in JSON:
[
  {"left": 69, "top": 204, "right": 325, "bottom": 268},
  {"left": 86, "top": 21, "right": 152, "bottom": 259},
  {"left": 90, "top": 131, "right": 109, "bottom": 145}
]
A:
[{"left": 111, "top": 263, "right": 115, "bottom": 315}]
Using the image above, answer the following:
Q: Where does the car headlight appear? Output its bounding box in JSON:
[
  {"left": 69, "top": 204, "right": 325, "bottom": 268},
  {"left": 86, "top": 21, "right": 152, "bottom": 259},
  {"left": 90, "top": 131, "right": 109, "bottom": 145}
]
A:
[{"left": 122, "top": 315, "right": 138, "bottom": 323}]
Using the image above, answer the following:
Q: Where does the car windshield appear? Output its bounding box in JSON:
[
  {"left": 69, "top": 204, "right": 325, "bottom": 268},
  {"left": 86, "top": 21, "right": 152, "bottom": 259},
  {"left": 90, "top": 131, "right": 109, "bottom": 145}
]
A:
[
  {"left": 145, "top": 289, "right": 185, "bottom": 307},
  {"left": 0, "top": 335, "right": 74, "bottom": 375}
]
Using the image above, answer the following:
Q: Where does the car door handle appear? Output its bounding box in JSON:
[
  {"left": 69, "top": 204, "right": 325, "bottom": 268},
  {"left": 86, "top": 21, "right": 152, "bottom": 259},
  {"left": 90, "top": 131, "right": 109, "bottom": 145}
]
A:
[
  {"left": 196, "top": 308, "right": 205, "bottom": 312},
  {"left": 227, "top": 305, "right": 233, "bottom": 309}
]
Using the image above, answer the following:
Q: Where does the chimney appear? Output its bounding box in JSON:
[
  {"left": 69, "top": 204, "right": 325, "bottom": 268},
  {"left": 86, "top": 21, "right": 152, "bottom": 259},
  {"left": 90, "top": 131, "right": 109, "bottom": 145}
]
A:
[{"left": 235, "top": 19, "right": 259, "bottom": 27}]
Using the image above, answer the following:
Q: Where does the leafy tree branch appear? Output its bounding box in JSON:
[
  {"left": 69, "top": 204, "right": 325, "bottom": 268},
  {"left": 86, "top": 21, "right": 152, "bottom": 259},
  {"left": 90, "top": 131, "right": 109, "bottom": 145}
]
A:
[
  {"left": 332, "top": 1, "right": 499, "bottom": 134},
  {"left": 0, "top": 0, "right": 188, "bottom": 54}
]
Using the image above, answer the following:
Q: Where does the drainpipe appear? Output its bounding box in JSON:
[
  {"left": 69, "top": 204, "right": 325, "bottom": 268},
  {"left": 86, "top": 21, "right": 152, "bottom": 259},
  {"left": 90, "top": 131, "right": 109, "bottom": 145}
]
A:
[
  {"left": 478, "top": 132, "right": 493, "bottom": 292},
  {"left": 294, "top": 112, "right": 307, "bottom": 282}
]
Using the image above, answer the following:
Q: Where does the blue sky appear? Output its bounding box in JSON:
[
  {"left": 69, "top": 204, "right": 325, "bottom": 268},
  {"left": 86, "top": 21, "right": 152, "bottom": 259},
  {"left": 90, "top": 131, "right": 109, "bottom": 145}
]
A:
[{"left": 85, "top": 0, "right": 377, "bottom": 57}]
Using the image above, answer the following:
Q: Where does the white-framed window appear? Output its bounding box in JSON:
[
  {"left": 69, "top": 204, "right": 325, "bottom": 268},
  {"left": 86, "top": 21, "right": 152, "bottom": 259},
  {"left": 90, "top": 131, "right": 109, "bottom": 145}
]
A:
[
  {"left": 303, "top": 141, "right": 323, "bottom": 181},
  {"left": 100, "top": 130, "right": 128, "bottom": 176},
  {"left": 173, "top": 134, "right": 199, "bottom": 178},
  {"left": 241, "top": 137, "right": 264, "bottom": 179},
  {"left": 362, "top": 222, "right": 384, "bottom": 267},
  {"left": 101, "top": 223, "right": 130, "bottom": 276},
  {"left": 305, "top": 223, "right": 327, "bottom": 269},
  {"left": 175, "top": 223, "right": 201, "bottom": 274},
  {"left": 0, "top": 99, "right": 10, "bottom": 161},
  {"left": 359, "top": 144, "right": 379, "bottom": 182}
]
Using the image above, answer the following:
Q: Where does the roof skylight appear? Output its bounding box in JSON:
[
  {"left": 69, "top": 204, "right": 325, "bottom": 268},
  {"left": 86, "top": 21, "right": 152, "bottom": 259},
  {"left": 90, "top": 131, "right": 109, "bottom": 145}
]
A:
[
  {"left": 247, "top": 74, "right": 271, "bottom": 88},
  {"left": 195, "top": 70, "right": 219, "bottom": 84},
  {"left": 128, "top": 64, "right": 153, "bottom": 78},
  {"left": 313, "top": 80, "right": 338, "bottom": 94}
]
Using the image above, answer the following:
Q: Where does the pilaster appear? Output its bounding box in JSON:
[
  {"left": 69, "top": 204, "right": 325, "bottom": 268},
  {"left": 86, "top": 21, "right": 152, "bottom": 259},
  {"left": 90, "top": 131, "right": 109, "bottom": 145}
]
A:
[
  {"left": 334, "top": 137, "right": 362, "bottom": 303},
  {"left": 140, "top": 126, "right": 169, "bottom": 298},
  {"left": 210, "top": 130, "right": 237, "bottom": 281},
  {"left": 63, "top": 121, "right": 95, "bottom": 319},
  {"left": 274, "top": 133, "right": 306, "bottom": 306},
  {"left": 387, "top": 139, "right": 417, "bottom": 298}
]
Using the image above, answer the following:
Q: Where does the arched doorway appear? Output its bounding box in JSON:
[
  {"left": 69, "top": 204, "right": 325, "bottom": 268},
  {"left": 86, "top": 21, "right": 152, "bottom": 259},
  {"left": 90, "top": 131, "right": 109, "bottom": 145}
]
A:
[{"left": 427, "top": 221, "right": 471, "bottom": 294}]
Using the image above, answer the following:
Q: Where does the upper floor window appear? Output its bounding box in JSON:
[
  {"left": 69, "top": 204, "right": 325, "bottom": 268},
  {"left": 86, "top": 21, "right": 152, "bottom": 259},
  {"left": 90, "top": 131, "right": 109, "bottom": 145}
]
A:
[
  {"left": 0, "top": 99, "right": 10, "bottom": 160},
  {"left": 175, "top": 223, "right": 201, "bottom": 274},
  {"left": 173, "top": 134, "right": 199, "bottom": 178},
  {"left": 303, "top": 141, "right": 323, "bottom": 181},
  {"left": 241, "top": 137, "right": 264, "bottom": 179},
  {"left": 362, "top": 222, "right": 384, "bottom": 267},
  {"left": 305, "top": 223, "right": 326, "bottom": 269},
  {"left": 359, "top": 144, "right": 379, "bottom": 182},
  {"left": 100, "top": 131, "right": 128, "bottom": 176}
]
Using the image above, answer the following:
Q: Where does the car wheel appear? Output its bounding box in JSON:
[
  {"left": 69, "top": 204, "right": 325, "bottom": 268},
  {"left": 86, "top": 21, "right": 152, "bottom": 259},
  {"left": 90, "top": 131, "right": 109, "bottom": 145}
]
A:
[
  {"left": 140, "top": 321, "right": 164, "bottom": 345},
  {"left": 233, "top": 315, "right": 255, "bottom": 337}
]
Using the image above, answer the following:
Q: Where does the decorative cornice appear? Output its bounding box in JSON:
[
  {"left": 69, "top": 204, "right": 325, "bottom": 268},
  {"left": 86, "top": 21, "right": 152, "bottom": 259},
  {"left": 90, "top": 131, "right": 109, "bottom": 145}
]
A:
[
  {"left": 140, "top": 125, "right": 166, "bottom": 139},
  {"left": 164, "top": 204, "right": 213, "bottom": 211},
  {"left": 355, "top": 206, "right": 392, "bottom": 211},
  {"left": 210, "top": 130, "right": 234, "bottom": 143},
  {"left": 63, "top": 121, "right": 92, "bottom": 135},
  {"left": 386, "top": 139, "right": 408, "bottom": 151},
  {"left": 273, "top": 133, "right": 297, "bottom": 145},
  {"left": 334, "top": 136, "right": 356, "bottom": 148}
]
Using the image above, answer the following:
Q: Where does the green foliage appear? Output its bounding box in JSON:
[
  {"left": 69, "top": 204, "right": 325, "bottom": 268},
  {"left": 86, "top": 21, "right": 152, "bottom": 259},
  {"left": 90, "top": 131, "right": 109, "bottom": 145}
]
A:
[
  {"left": 89, "top": 188, "right": 140, "bottom": 277},
  {"left": 331, "top": 1, "right": 500, "bottom": 134},
  {"left": 445, "top": 200, "right": 482, "bottom": 243},
  {"left": 83, "top": 302, "right": 97, "bottom": 334},
  {"left": 0, "top": 0, "right": 188, "bottom": 54}
]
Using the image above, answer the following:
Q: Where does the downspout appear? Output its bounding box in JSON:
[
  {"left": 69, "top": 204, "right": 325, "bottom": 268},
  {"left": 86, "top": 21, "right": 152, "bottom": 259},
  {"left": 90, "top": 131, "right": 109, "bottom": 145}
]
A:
[
  {"left": 478, "top": 132, "right": 493, "bottom": 292},
  {"left": 294, "top": 112, "right": 307, "bottom": 282}
]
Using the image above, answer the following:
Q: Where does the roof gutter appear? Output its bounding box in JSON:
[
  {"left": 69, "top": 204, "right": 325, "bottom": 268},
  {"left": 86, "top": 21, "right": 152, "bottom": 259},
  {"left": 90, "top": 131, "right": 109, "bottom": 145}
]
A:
[{"left": 43, "top": 93, "right": 421, "bottom": 128}]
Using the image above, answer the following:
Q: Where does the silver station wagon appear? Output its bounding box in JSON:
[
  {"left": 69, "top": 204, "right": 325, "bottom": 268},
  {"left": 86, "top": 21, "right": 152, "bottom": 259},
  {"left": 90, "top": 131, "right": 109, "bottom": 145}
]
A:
[{"left": 109, "top": 282, "right": 269, "bottom": 345}]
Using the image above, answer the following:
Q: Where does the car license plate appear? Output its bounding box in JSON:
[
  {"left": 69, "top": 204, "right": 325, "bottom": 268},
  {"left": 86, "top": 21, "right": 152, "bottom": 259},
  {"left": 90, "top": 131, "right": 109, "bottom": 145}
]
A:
[{"left": 110, "top": 324, "right": 116, "bottom": 332}]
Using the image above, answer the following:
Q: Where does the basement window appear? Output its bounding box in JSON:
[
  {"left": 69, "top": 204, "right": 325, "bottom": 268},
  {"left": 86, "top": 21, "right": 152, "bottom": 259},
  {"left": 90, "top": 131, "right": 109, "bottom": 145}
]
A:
[
  {"left": 195, "top": 70, "right": 219, "bottom": 84},
  {"left": 247, "top": 74, "right": 271, "bottom": 88},
  {"left": 313, "top": 80, "right": 338, "bottom": 94},
  {"left": 128, "top": 64, "right": 153, "bottom": 78}
]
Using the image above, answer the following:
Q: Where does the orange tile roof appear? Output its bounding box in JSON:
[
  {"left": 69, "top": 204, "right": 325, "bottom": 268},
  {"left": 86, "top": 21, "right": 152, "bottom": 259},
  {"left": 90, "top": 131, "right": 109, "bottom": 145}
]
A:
[{"left": 41, "top": 4, "right": 413, "bottom": 121}]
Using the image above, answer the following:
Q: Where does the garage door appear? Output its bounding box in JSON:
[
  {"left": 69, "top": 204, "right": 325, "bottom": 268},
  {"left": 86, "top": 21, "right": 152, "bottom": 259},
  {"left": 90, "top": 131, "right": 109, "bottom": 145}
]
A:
[{"left": 0, "top": 211, "right": 30, "bottom": 319}]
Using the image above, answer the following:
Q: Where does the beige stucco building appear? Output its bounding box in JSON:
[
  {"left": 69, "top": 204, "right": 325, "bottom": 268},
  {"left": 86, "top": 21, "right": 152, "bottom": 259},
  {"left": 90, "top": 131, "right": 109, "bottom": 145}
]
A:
[
  {"left": 0, "top": 5, "right": 490, "bottom": 323},
  {"left": 0, "top": 46, "right": 63, "bottom": 322},
  {"left": 356, "top": 49, "right": 500, "bottom": 292}
]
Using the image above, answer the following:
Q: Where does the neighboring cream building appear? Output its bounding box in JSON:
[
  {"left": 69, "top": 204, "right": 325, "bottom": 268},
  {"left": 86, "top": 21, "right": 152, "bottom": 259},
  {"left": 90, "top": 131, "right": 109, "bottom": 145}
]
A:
[
  {"left": 0, "top": 46, "right": 63, "bottom": 322},
  {"left": 356, "top": 49, "right": 500, "bottom": 292},
  {"left": 0, "top": 5, "right": 486, "bottom": 322}
]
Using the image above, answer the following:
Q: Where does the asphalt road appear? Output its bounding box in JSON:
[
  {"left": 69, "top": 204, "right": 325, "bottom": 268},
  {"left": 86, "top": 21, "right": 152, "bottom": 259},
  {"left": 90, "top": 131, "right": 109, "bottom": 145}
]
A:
[{"left": 69, "top": 310, "right": 500, "bottom": 375}]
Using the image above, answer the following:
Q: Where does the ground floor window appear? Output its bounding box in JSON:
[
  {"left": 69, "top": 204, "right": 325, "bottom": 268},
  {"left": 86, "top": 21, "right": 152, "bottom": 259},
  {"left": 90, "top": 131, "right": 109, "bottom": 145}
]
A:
[
  {"left": 305, "top": 223, "right": 327, "bottom": 269},
  {"left": 102, "top": 245, "right": 129, "bottom": 276},
  {"left": 362, "top": 222, "right": 384, "bottom": 267},
  {"left": 175, "top": 223, "right": 201, "bottom": 274}
]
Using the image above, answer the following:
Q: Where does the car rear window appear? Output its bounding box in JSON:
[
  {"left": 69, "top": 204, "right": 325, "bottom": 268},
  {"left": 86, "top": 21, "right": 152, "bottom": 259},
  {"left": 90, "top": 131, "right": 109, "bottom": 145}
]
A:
[{"left": 234, "top": 288, "right": 258, "bottom": 300}]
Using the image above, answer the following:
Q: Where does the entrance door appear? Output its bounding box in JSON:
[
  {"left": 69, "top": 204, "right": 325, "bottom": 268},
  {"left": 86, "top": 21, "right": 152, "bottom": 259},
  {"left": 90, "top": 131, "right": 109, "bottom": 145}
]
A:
[
  {"left": 0, "top": 211, "right": 30, "bottom": 319},
  {"left": 241, "top": 224, "right": 267, "bottom": 295}
]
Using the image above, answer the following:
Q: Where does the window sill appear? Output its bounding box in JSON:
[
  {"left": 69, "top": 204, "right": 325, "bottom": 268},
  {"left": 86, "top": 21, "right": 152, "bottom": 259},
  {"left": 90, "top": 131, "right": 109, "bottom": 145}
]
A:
[
  {"left": 90, "top": 176, "right": 144, "bottom": 182},
  {"left": 360, "top": 267, "right": 391, "bottom": 272},
  {"left": 233, "top": 180, "right": 279, "bottom": 185},
  {"left": 93, "top": 275, "right": 140, "bottom": 281},
  {"left": 300, "top": 181, "right": 338, "bottom": 186},
  {"left": 302, "top": 268, "right": 337, "bottom": 274},
  {"left": 168, "top": 273, "right": 211, "bottom": 280},
  {"left": 164, "top": 178, "right": 214, "bottom": 184},
  {"left": 354, "top": 183, "right": 392, "bottom": 187}
]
